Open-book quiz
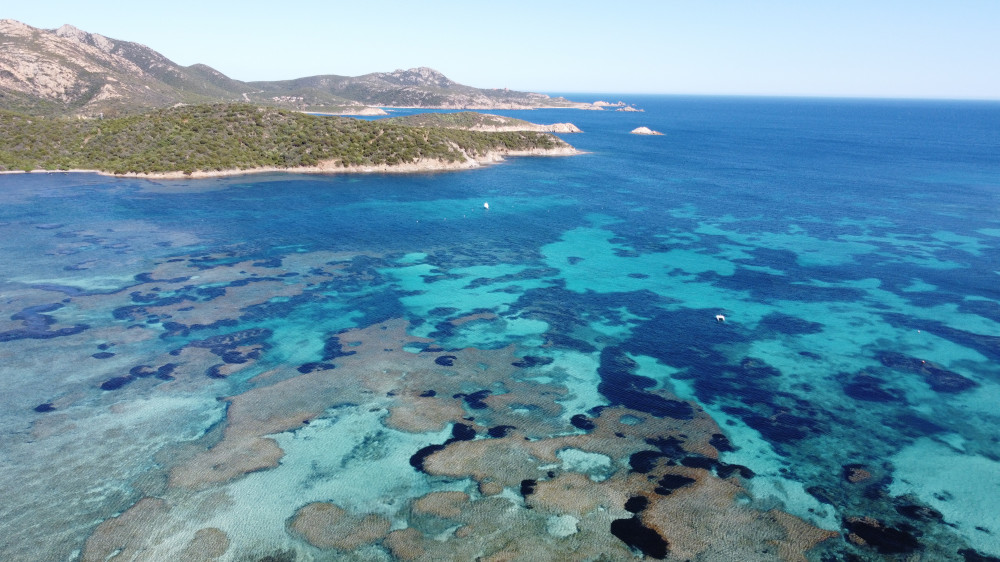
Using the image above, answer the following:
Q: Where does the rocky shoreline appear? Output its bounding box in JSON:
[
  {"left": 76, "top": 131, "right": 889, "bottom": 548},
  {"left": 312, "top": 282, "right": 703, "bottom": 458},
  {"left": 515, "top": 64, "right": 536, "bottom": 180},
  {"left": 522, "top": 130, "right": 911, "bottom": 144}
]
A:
[
  {"left": 0, "top": 146, "right": 580, "bottom": 180},
  {"left": 465, "top": 122, "right": 582, "bottom": 134}
]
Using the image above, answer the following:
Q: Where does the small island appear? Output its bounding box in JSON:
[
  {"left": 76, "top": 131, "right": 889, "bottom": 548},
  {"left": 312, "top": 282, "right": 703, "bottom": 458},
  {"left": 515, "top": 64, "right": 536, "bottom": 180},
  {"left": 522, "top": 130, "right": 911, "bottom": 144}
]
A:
[
  {"left": 630, "top": 126, "right": 664, "bottom": 136},
  {"left": 0, "top": 104, "right": 577, "bottom": 178}
]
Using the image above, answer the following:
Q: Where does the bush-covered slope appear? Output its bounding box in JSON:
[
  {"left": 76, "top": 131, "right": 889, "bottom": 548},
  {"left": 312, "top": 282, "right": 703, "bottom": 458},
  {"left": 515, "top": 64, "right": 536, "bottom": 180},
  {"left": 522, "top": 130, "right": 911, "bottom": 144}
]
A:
[{"left": 0, "top": 104, "right": 571, "bottom": 175}]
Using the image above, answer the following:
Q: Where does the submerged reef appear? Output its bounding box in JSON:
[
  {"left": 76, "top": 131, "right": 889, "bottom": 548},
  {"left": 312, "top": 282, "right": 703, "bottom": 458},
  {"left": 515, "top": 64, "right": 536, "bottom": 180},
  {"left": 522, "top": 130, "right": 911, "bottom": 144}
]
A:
[
  {"left": 42, "top": 246, "right": 837, "bottom": 560},
  {"left": 14, "top": 243, "right": 988, "bottom": 561}
]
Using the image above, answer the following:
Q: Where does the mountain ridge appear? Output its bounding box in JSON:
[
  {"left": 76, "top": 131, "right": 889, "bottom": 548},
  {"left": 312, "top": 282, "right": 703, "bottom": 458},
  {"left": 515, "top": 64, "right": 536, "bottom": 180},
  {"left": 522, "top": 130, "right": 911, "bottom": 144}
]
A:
[{"left": 0, "top": 19, "right": 597, "bottom": 116}]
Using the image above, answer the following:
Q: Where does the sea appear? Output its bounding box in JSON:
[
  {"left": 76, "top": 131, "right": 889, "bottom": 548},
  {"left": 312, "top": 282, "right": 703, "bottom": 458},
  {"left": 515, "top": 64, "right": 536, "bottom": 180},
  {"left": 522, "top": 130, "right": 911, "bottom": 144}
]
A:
[{"left": 1, "top": 96, "right": 998, "bottom": 561}]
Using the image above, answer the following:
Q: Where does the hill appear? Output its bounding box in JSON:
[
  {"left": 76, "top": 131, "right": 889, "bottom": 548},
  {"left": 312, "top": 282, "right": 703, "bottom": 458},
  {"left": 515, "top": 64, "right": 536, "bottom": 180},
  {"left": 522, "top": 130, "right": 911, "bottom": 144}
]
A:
[
  {"left": 0, "top": 19, "right": 597, "bottom": 117},
  {"left": 0, "top": 103, "right": 576, "bottom": 176}
]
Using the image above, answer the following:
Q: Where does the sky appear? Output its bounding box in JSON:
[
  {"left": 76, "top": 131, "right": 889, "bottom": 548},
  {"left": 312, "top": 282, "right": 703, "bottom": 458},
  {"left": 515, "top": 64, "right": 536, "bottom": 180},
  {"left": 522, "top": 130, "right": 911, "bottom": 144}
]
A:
[{"left": 5, "top": 1, "right": 1000, "bottom": 99}]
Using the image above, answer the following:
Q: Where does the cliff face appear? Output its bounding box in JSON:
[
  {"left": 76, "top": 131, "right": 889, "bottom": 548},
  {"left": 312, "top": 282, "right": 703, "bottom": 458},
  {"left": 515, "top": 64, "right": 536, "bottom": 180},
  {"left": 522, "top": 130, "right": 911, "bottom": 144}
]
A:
[
  {"left": 0, "top": 20, "right": 126, "bottom": 107},
  {"left": 0, "top": 20, "right": 594, "bottom": 116}
]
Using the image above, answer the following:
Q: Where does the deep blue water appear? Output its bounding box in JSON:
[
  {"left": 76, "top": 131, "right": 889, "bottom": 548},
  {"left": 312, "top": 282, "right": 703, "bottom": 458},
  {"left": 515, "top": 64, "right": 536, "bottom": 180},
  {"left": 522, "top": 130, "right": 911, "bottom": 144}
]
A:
[{"left": 1, "top": 96, "right": 999, "bottom": 561}]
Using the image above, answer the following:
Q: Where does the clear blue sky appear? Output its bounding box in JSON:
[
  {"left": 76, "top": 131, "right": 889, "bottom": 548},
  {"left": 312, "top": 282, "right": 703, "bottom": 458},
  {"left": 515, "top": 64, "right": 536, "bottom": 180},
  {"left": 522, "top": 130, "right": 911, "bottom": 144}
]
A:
[{"left": 6, "top": 1, "right": 1000, "bottom": 99}]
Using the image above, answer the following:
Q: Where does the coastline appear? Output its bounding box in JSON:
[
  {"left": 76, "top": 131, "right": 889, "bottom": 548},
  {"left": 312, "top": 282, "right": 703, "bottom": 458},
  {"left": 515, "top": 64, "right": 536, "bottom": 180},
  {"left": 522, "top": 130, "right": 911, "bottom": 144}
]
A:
[
  {"left": 302, "top": 107, "right": 389, "bottom": 117},
  {"left": 465, "top": 123, "right": 582, "bottom": 134},
  {"left": 381, "top": 104, "right": 601, "bottom": 111},
  {"left": 0, "top": 146, "right": 579, "bottom": 180}
]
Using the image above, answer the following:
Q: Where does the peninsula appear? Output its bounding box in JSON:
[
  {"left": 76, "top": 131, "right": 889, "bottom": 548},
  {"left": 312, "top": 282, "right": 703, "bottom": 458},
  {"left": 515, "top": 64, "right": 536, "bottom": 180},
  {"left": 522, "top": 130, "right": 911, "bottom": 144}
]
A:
[
  {"left": 386, "top": 112, "right": 582, "bottom": 133},
  {"left": 0, "top": 19, "right": 587, "bottom": 178},
  {"left": 0, "top": 103, "right": 577, "bottom": 178}
]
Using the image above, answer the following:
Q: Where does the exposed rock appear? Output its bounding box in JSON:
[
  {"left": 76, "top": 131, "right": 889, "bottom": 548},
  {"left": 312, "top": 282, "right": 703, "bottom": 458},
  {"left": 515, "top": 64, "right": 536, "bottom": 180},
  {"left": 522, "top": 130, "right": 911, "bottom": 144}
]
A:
[
  {"left": 353, "top": 106, "right": 389, "bottom": 115},
  {"left": 630, "top": 126, "right": 664, "bottom": 136},
  {"left": 544, "top": 122, "right": 584, "bottom": 133},
  {"left": 594, "top": 100, "right": 642, "bottom": 111},
  {"left": 465, "top": 120, "right": 583, "bottom": 134},
  {"left": 308, "top": 105, "right": 389, "bottom": 116}
]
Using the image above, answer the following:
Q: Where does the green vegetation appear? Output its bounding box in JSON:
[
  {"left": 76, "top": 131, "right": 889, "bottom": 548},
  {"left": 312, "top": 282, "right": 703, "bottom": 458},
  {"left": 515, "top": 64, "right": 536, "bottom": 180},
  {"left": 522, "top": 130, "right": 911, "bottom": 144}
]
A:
[
  {"left": 0, "top": 104, "right": 568, "bottom": 175},
  {"left": 385, "top": 112, "right": 535, "bottom": 129}
]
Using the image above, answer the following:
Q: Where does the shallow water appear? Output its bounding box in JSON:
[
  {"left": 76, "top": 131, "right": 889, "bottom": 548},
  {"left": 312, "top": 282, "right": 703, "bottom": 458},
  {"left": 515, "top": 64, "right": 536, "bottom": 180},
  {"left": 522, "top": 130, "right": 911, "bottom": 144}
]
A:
[{"left": 1, "top": 97, "right": 999, "bottom": 561}]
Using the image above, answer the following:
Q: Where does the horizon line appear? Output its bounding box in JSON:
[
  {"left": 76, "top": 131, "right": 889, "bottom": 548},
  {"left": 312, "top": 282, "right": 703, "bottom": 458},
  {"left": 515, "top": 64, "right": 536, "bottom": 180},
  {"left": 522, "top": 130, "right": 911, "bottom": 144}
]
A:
[{"left": 544, "top": 91, "right": 1000, "bottom": 104}]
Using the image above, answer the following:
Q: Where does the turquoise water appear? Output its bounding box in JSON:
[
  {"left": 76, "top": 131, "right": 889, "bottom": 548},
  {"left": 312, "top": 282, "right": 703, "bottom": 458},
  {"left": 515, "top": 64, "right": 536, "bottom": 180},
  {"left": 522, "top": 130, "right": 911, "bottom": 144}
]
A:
[{"left": 1, "top": 97, "right": 999, "bottom": 561}]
